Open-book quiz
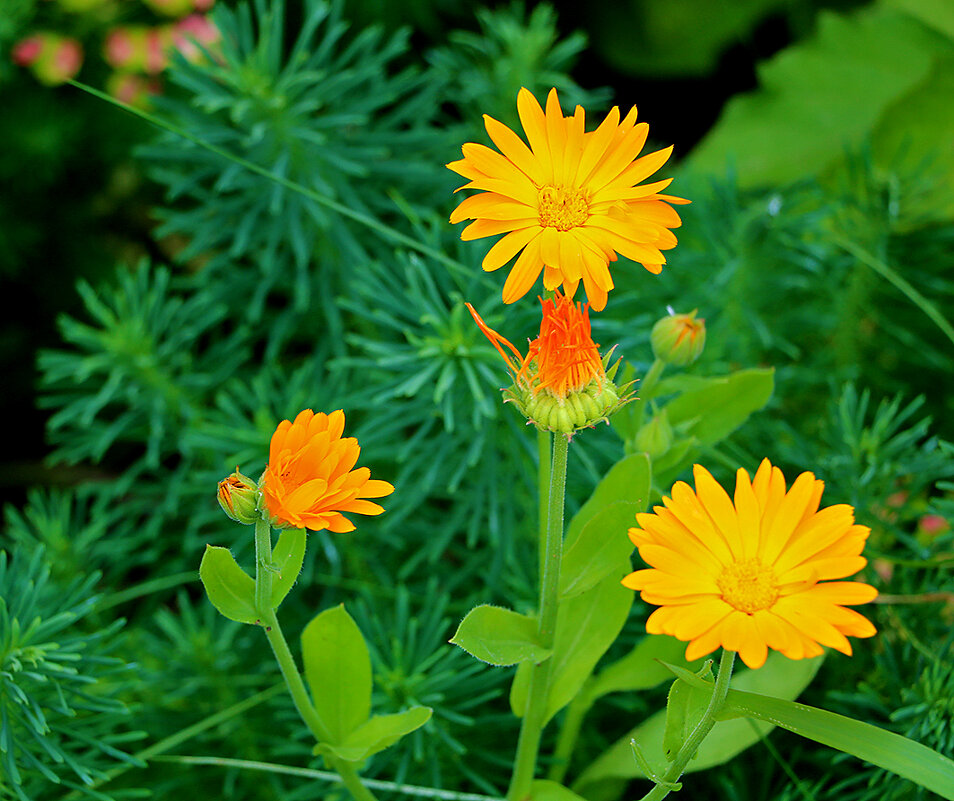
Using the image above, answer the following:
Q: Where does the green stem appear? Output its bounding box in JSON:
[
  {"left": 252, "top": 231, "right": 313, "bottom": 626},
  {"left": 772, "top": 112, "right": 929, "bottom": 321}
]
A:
[
  {"left": 507, "top": 434, "right": 570, "bottom": 801},
  {"left": 639, "top": 359, "right": 666, "bottom": 401},
  {"left": 637, "top": 649, "right": 737, "bottom": 801},
  {"left": 254, "top": 519, "right": 274, "bottom": 616},
  {"left": 537, "top": 428, "right": 551, "bottom": 593},
  {"left": 67, "top": 80, "right": 468, "bottom": 276}
]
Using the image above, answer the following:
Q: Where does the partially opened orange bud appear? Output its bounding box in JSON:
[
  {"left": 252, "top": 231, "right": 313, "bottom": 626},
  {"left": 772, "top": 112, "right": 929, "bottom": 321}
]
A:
[
  {"left": 217, "top": 469, "right": 259, "bottom": 525},
  {"left": 651, "top": 309, "right": 706, "bottom": 366}
]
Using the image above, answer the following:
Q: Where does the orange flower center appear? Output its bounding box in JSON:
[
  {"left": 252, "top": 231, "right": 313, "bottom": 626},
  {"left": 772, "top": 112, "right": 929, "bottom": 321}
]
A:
[
  {"left": 537, "top": 185, "right": 589, "bottom": 231},
  {"left": 717, "top": 558, "right": 779, "bottom": 614}
]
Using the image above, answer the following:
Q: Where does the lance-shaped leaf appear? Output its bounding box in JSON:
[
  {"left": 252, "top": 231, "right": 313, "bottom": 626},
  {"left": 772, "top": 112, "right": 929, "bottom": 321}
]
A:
[
  {"left": 302, "top": 604, "right": 371, "bottom": 745},
  {"left": 321, "top": 707, "right": 433, "bottom": 762},
  {"left": 199, "top": 545, "right": 258, "bottom": 624},
  {"left": 718, "top": 689, "right": 954, "bottom": 800},
  {"left": 565, "top": 453, "right": 652, "bottom": 549},
  {"left": 450, "top": 605, "right": 551, "bottom": 666},
  {"left": 560, "top": 501, "right": 639, "bottom": 600}
]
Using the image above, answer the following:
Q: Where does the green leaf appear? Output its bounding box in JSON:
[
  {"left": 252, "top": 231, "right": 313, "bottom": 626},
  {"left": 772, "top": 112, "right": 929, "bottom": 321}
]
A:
[
  {"left": 198, "top": 545, "right": 258, "bottom": 624},
  {"left": 530, "top": 779, "right": 589, "bottom": 801},
  {"left": 719, "top": 690, "right": 954, "bottom": 800},
  {"left": 662, "top": 661, "right": 714, "bottom": 761},
  {"left": 302, "top": 605, "right": 372, "bottom": 745},
  {"left": 512, "top": 567, "right": 633, "bottom": 723},
  {"left": 872, "top": 57, "right": 954, "bottom": 220},
  {"left": 574, "top": 652, "right": 823, "bottom": 793},
  {"left": 663, "top": 369, "right": 774, "bottom": 448},
  {"left": 322, "top": 707, "right": 433, "bottom": 762},
  {"left": 560, "top": 501, "right": 639, "bottom": 600},
  {"left": 589, "top": 635, "right": 703, "bottom": 702},
  {"left": 269, "top": 528, "right": 306, "bottom": 609},
  {"left": 687, "top": 6, "right": 954, "bottom": 186},
  {"left": 566, "top": 453, "right": 652, "bottom": 549},
  {"left": 450, "top": 605, "right": 551, "bottom": 666}
]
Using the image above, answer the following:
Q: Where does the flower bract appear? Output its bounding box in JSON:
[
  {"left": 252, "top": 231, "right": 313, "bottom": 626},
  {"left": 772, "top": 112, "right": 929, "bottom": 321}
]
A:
[
  {"left": 260, "top": 409, "right": 394, "bottom": 532},
  {"left": 623, "top": 459, "right": 878, "bottom": 669},
  {"left": 448, "top": 87, "right": 688, "bottom": 310}
]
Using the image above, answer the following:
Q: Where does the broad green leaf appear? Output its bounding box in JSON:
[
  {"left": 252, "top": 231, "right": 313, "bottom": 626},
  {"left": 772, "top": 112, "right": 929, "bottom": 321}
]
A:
[
  {"left": 573, "top": 652, "right": 823, "bottom": 793},
  {"left": 688, "top": 6, "right": 954, "bottom": 186},
  {"left": 322, "top": 707, "right": 433, "bottom": 762},
  {"left": 663, "top": 369, "right": 774, "bottom": 448},
  {"left": 566, "top": 453, "right": 651, "bottom": 549},
  {"left": 719, "top": 690, "right": 954, "bottom": 800},
  {"left": 587, "top": 0, "right": 786, "bottom": 77},
  {"left": 884, "top": 0, "right": 954, "bottom": 40},
  {"left": 302, "top": 604, "right": 371, "bottom": 745},
  {"left": 662, "top": 662, "right": 714, "bottom": 761},
  {"left": 872, "top": 57, "right": 954, "bottom": 220},
  {"left": 560, "top": 501, "right": 639, "bottom": 599},
  {"left": 530, "top": 779, "right": 589, "bottom": 801},
  {"left": 589, "top": 635, "right": 702, "bottom": 702},
  {"left": 450, "top": 605, "right": 551, "bottom": 666},
  {"left": 512, "top": 566, "right": 633, "bottom": 722},
  {"left": 199, "top": 545, "right": 258, "bottom": 624},
  {"left": 269, "top": 527, "right": 306, "bottom": 609}
]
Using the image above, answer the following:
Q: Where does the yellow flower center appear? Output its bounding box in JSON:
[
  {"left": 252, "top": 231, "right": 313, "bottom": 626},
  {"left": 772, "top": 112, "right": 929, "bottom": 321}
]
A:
[
  {"left": 716, "top": 558, "right": 779, "bottom": 614},
  {"left": 537, "top": 185, "right": 589, "bottom": 231}
]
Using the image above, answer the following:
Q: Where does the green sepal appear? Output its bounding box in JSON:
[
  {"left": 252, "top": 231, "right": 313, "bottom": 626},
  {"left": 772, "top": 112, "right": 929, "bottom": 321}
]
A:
[
  {"left": 302, "top": 604, "right": 371, "bottom": 745},
  {"left": 316, "top": 707, "right": 433, "bottom": 762},
  {"left": 198, "top": 545, "right": 258, "bottom": 624},
  {"left": 450, "top": 605, "right": 551, "bottom": 666},
  {"left": 269, "top": 527, "right": 306, "bottom": 608}
]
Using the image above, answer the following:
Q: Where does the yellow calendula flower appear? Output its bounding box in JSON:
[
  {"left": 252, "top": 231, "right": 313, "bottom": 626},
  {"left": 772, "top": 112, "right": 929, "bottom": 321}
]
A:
[
  {"left": 447, "top": 87, "right": 688, "bottom": 311},
  {"left": 623, "top": 460, "right": 878, "bottom": 669}
]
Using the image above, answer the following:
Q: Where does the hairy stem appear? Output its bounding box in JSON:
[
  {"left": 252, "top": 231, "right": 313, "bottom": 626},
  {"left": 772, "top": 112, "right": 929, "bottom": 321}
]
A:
[{"left": 507, "top": 434, "right": 570, "bottom": 801}]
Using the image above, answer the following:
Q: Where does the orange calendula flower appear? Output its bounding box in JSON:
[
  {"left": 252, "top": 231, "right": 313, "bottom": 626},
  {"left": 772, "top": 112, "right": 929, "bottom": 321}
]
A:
[
  {"left": 466, "top": 293, "right": 630, "bottom": 434},
  {"left": 623, "top": 460, "right": 878, "bottom": 670},
  {"left": 448, "top": 87, "right": 689, "bottom": 311},
  {"left": 260, "top": 409, "right": 394, "bottom": 532}
]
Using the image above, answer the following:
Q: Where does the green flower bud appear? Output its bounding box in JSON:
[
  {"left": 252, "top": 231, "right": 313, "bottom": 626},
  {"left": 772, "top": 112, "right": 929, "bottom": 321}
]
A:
[
  {"left": 651, "top": 310, "right": 706, "bottom": 366},
  {"left": 217, "top": 469, "right": 260, "bottom": 525}
]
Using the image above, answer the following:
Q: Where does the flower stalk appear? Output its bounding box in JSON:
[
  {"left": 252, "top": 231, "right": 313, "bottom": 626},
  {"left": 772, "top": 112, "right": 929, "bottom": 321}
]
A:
[
  {"left": 508, "top": 434, "right": 569, "bottom": 801},
  {"left": 637, "top": 649, "right": 736, "bottom": 801}
]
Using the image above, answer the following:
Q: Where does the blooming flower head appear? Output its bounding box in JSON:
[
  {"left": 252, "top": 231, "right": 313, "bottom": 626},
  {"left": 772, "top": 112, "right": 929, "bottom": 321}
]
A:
[
  {"left": 466, "top": 293, "right": 630, "bottom": 434},
  {"left": 260, "top": 409, "right": 394, "bottom": 532},
  {"left": 448, "top": 87, "right": 689, "bottom": 311},
  {"left": 623, "top": 460, "right": 878, "bottom": 669}
]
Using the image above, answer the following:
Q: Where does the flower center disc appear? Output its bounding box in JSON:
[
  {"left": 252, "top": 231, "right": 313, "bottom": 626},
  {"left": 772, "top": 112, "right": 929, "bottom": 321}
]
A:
[
  {"left": 538, "top": 185, "right": 589, "bottom": 231},
  {"left": 717, "top": 558, "right": 779, "bottom": 614}
]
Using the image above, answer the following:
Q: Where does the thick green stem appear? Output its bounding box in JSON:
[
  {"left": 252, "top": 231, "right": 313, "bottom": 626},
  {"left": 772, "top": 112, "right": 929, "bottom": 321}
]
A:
[
  {"left": 508, "top": 434, "right": 570, "bottom": 801},
  {"left": 254, "top": 519, "right": 274, "bottom": 616},
  {"left": 537, "top": 428, "right": 551, "bottom": 592},
  {"left": 637, "top": 649, "right": 737, "bottom": 801}
]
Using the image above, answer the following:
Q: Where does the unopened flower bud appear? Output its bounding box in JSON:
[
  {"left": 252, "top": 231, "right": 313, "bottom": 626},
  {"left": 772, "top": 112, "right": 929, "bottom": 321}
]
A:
[
  {"left": 217, "top": 469, "right": 259, "bottom": 525},
  {"left": 651, "top": 309, "right": 706, "bottom": 366},
  {"left": 634, "top": 409, "right": 673, "bottom": 459}
]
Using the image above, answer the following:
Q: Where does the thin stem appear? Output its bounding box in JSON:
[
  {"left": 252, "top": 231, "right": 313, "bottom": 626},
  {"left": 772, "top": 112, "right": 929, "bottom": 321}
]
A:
[
  {"left": 254, "top": 519, "right": 274, "bottom": 615},
  {"left": 637, "top": 649, "right": 737, "bottom": 801},
  {"left": 639, "top": 359, "right": 666, "bottom": 401},
  {"left": 507, "top": 434, "right": 570, "bottom": 801},
  {"left": 154, "top": 755, "right": 503, "bottom": 801},
  {"left": 67, "top": 79, "right": 469, "bottom": 276}
]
